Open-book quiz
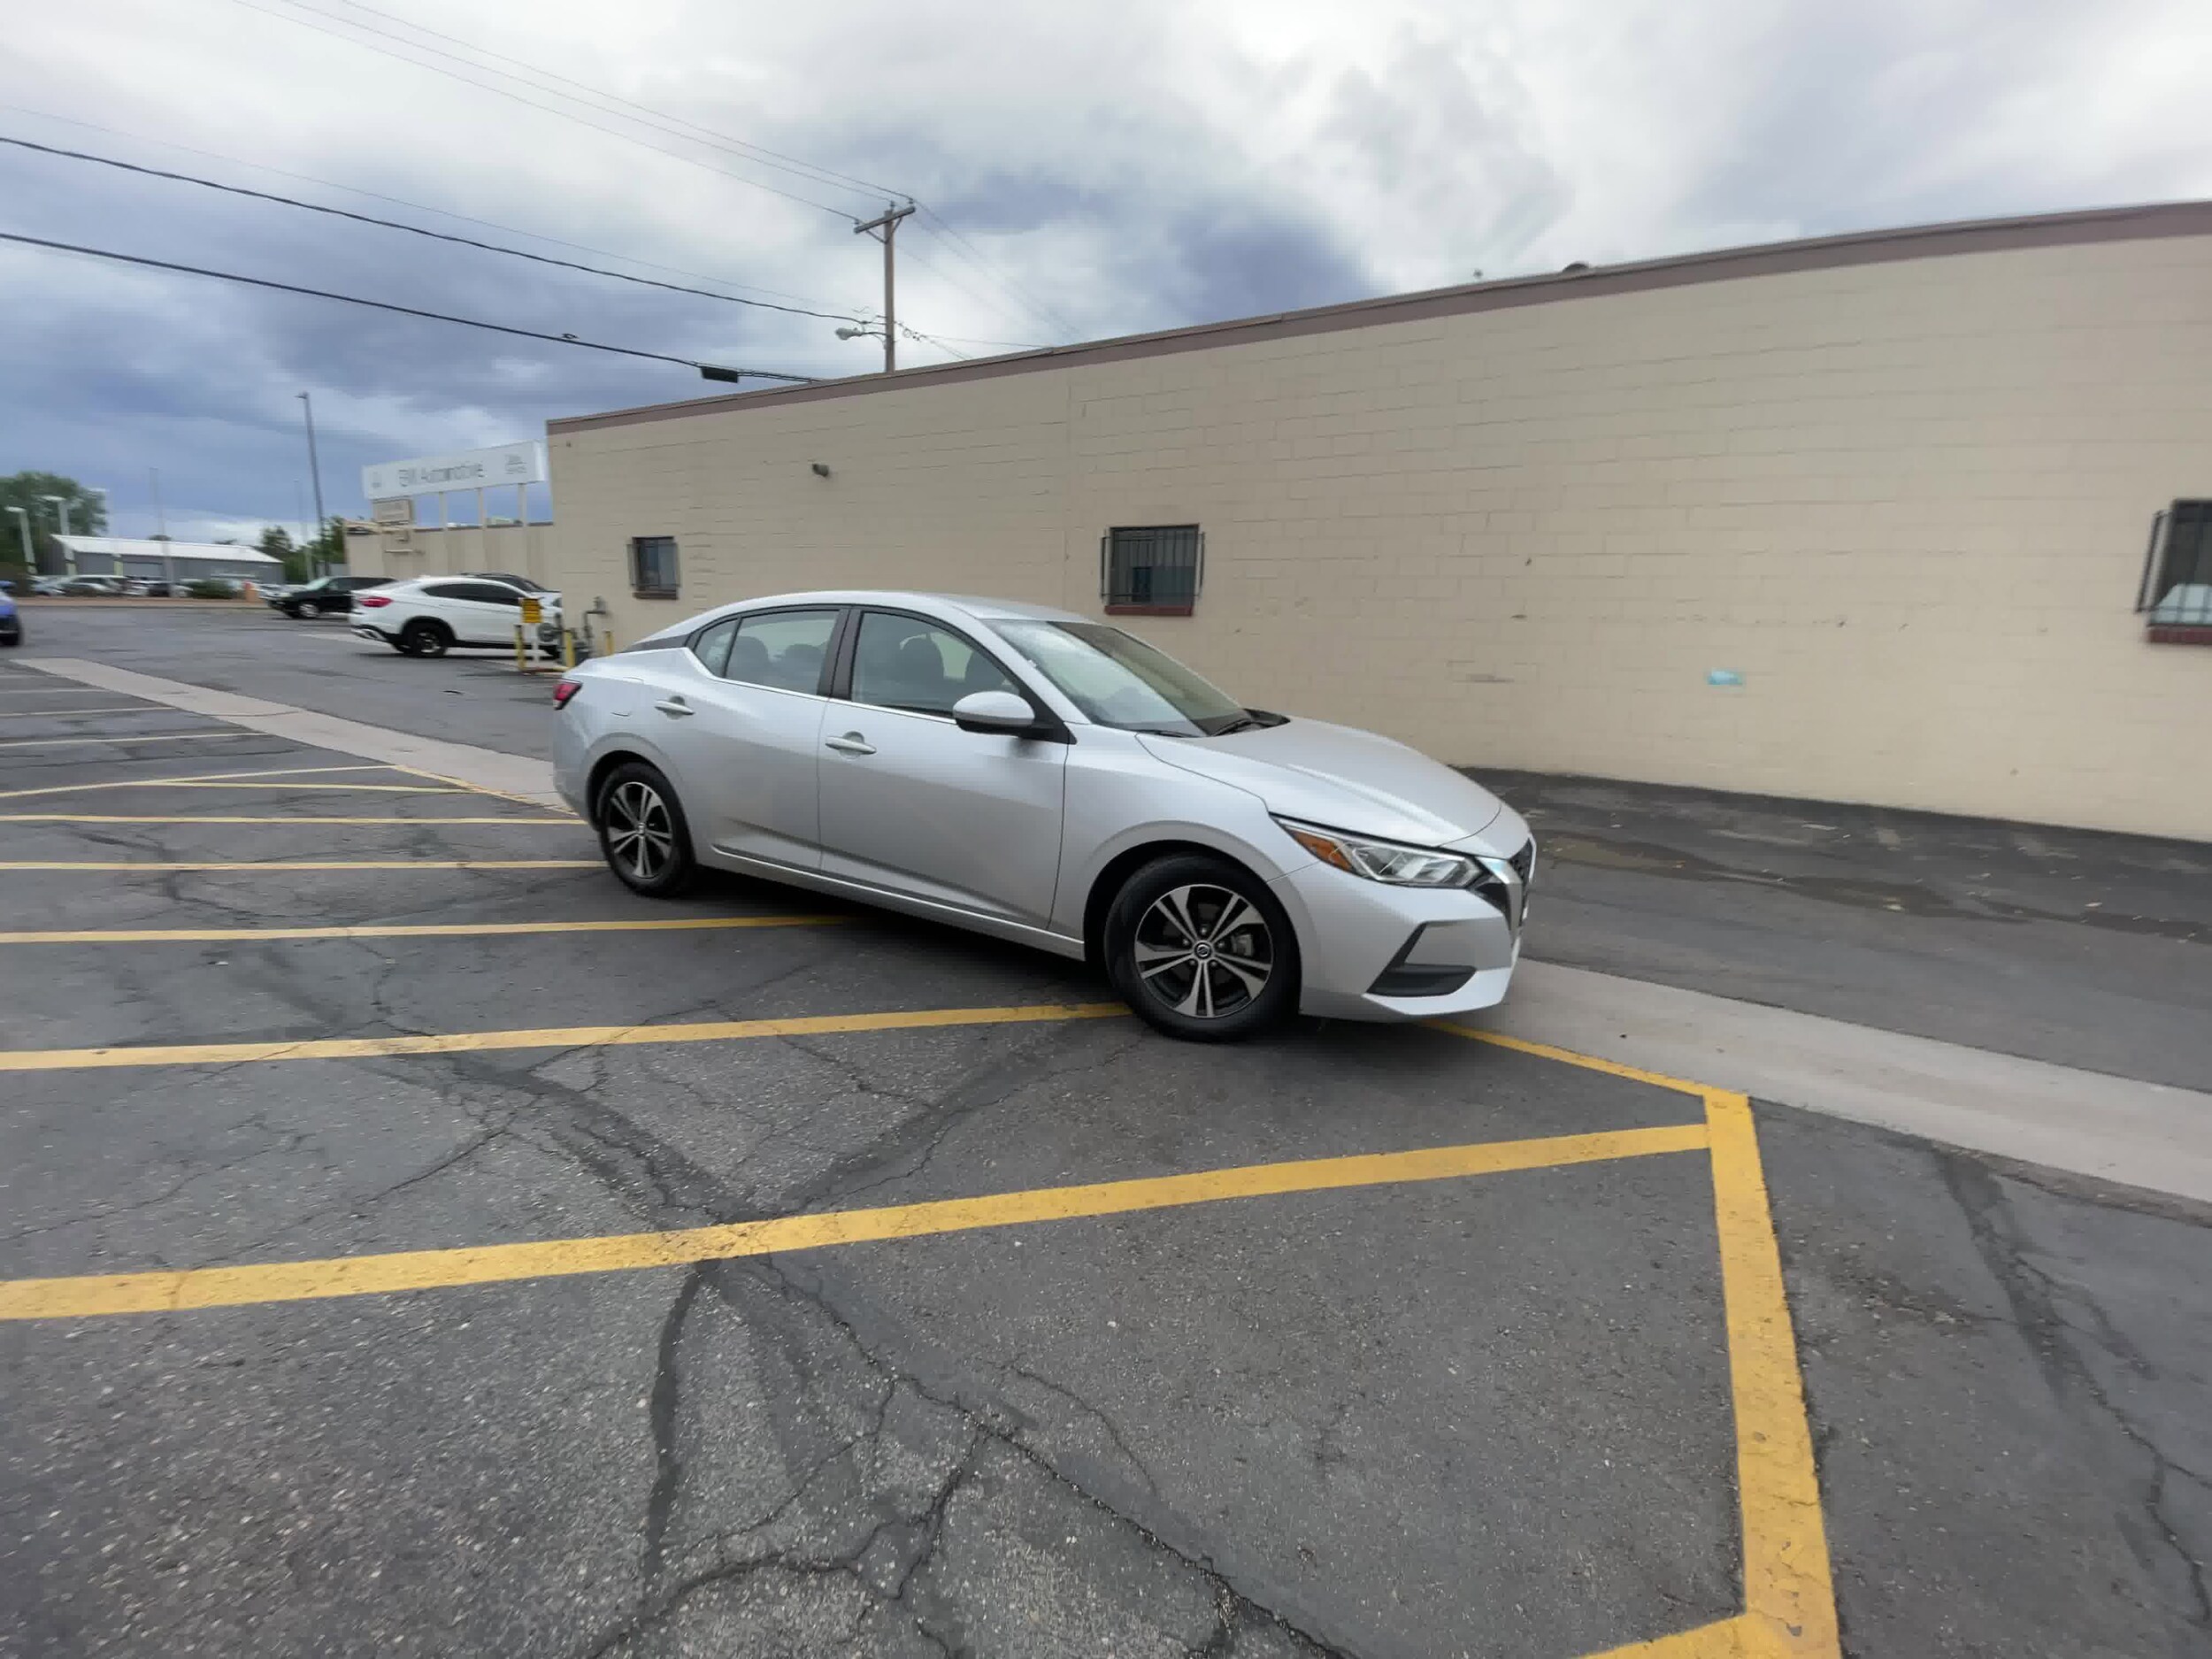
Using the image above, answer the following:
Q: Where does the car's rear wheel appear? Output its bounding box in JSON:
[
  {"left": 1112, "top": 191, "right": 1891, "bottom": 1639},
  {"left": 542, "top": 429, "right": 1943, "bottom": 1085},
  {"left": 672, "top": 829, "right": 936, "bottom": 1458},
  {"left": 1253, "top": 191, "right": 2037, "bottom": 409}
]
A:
[
  {"left": 399, "top": 618, "right": 450, "bottom": 658},
  {"left": 295, "top": 600, "right": 320, "bottom": 618},
  {"left": 1104, "top": 852, "right": 1298, "bottom": 1041},
  {"left": 595, "top": 762, "right": 695, "bottom": 896}
]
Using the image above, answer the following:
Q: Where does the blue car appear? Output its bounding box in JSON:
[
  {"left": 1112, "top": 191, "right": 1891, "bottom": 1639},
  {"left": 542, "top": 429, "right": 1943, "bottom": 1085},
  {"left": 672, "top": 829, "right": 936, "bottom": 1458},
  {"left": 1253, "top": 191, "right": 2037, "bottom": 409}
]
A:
[{"left": 0, "top": 586, "right": 18, "bottom": 646}]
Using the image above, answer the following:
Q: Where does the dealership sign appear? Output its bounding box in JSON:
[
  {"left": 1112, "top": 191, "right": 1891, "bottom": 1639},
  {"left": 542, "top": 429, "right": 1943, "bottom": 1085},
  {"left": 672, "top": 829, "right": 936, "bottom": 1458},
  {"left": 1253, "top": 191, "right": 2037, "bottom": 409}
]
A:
[{"left": 361, "top": 441, "right": 546, "bottom": 499}]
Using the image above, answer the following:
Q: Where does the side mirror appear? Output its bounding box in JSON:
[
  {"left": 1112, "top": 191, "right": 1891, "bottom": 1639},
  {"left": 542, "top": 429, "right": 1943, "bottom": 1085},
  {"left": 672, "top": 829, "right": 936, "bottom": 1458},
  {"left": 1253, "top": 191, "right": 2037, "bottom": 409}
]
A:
[{"left": 951, "top": 689, "right": 1042, "bottom": 735}]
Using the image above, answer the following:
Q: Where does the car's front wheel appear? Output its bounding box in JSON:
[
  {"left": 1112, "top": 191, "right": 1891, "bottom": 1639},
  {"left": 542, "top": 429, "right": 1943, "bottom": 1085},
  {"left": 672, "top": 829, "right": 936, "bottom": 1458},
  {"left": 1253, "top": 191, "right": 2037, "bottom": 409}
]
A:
[
  {"left": 595, "top": 762, "right": 696, "bottom": 896},
  {"left": 295, "top": 601, "right": 320, "bottom": 618},
  {"left": 1104, "top": 852, "right": 1298, "bottom": 1041}
]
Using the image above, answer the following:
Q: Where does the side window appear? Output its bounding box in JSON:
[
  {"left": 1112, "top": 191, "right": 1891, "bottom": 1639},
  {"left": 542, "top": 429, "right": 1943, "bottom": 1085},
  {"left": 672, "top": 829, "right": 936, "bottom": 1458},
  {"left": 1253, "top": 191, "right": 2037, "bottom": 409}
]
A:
[
  {"left": 422, "top": 581, "right": 469, "bottom": 601},
  {"left": 724, "top": 609, "right": 839, "bottom": 694},
  {"left": 473, "top": 584, "right": 523, "bottom": 606},
  {"left": 850, "top": 611, "right": 1019, "bottom": 717},
  {"left": 691, "top": 618, "right": 738, "bottom": 677}
]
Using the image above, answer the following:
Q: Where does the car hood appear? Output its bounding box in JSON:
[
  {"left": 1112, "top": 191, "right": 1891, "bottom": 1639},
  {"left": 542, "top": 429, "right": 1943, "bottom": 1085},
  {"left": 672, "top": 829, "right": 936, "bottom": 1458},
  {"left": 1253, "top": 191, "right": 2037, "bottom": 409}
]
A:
[{"left": 1137, "top": 718, "right": 1509, "bottom": 847}]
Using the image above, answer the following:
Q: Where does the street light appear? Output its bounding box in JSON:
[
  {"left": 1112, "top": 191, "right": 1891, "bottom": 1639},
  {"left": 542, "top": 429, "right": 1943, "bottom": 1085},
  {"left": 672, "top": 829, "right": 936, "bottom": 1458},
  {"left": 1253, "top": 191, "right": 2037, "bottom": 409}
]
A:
[
  {"left": 6, "top": 505, "right": 31, "bottom": 572},
  {"left": 297, "top": 392, "right": 328, "bottom": 578}
]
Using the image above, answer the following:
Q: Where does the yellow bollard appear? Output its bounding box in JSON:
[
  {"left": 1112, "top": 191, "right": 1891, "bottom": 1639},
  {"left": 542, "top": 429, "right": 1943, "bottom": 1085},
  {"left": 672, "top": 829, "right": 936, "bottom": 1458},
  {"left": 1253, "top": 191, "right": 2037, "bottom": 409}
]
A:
[
  {"left": 562, "top": 628, "right": 577, "bottom": 668},
  {"left": 513, "top": 625, "right": 526, "bottom": 672}
]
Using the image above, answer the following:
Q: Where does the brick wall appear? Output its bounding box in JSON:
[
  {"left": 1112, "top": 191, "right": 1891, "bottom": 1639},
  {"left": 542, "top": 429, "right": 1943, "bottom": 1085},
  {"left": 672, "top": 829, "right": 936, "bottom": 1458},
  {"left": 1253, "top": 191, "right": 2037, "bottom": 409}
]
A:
[{"left": 542, "top": 233, "right": 2212, "bottom": 841}]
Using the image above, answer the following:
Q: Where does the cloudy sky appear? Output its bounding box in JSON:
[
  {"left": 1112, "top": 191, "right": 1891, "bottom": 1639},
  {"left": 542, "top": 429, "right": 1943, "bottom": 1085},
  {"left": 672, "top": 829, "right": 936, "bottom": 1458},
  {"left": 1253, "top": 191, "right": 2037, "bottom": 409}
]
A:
[{"left": 4, "top": 0, "right": 2207, "bottom": 541}]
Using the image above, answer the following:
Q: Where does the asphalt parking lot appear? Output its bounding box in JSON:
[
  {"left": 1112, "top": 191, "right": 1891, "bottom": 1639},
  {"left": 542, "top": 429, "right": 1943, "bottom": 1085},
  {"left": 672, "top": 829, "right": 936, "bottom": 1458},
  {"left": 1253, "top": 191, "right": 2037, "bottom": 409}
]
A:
[{"left": 2, "top": 615, "right": 2208, "bottom": 1659}]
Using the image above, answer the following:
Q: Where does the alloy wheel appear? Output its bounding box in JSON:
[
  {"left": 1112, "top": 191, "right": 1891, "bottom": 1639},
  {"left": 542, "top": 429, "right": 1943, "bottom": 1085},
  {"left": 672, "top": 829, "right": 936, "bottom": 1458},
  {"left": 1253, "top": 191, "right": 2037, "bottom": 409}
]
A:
[
  {"left": 1132, "top": 882, "right": 1274, "bottom": 1020},
  {"left": 604, "top": 780, "right": 675, "bottom": 883}
]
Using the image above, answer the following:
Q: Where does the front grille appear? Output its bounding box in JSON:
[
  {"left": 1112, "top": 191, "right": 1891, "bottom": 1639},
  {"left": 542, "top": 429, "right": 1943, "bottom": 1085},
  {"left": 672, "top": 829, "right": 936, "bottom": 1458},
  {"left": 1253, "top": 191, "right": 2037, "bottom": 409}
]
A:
[{"left": 1509, "top": 837, "right": 1536, "bottom": 893}]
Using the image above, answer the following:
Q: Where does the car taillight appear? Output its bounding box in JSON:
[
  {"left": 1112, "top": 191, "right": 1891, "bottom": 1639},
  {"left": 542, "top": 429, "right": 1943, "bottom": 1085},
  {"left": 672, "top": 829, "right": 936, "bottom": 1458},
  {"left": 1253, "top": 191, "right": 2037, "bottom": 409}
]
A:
[
  {"left": 552, "top": 679, "right": 581, "bottom": 708},
  {"left": 358, "top": 594, "right": 392, "bottom": 608}
]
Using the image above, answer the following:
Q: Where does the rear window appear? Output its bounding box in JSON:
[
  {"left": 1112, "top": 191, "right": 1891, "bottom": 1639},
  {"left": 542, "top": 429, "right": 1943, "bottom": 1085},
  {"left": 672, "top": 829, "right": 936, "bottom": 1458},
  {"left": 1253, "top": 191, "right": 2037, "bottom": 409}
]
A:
[{"left": 725, "top": 609, "right": 838, "bottom": 694}]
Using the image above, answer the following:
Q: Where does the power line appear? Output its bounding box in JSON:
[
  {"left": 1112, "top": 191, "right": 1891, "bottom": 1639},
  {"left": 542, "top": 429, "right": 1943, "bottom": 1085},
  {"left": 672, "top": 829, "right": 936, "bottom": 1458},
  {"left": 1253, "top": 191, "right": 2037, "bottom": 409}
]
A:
[
  {"left": 0, "top": 134, "right": 867, "bottom": 325},
  {"left": 0, "top": 104, "right": 865, "bottom": 314},
  {"left": 314, "top": 0, "right": 907, "bottom": 205},
  {"left": 0, "top": 231, "right": 813, "bottom": 382},
  {"left": 914, "top": 206, "right": 1078, "bottom": 340},
  {"left": 227, "top": 0, "right": 861, "bottom": 219},
  {"left": 0, "top": 103, "right": 869, "bottom": 313},
  {"left": 238, "top": 0, "right": 1073, "bottom": 341}
]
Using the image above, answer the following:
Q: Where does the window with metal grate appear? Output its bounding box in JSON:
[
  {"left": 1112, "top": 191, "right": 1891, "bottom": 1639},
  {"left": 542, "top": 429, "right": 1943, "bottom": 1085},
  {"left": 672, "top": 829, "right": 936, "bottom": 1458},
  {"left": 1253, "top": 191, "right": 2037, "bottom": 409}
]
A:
[
  {"left": 1101, "top": 525, "right": 1202, "bottom": 616},
  {"left": 630, "top": 535, "right": 680, "bottom": 598}
]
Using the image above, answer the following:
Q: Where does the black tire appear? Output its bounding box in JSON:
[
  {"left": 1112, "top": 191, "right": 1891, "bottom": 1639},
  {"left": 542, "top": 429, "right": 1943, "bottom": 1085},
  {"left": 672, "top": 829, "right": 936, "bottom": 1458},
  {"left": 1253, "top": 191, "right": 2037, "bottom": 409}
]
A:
[
  {"left": 595, "top": 761, "right": 696, "bottom": 897},
  {"left": 1103, "top": 852, "right": 1299, "bottom": 1041},
  {"left": 400, "top": 618, "right": 451, "bottom": 658},
  {"left": 295, "top": 600, "right": 320, "bottom": 618},
  {"left": 0, "top": 630, "right": 19, "bottom": 649}
]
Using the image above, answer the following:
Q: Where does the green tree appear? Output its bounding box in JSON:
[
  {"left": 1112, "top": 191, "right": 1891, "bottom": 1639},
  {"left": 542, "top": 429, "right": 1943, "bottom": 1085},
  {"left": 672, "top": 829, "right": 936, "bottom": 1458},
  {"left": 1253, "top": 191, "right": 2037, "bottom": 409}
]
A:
[
  {"left": 257, "top": 524, "right": 310, "bottom": 584},
  {"left": 303, "top": 518, "right": 346, "bottom": 577},
  {"left": 0, "top": 470, "right": 108, "bottom": 580}
]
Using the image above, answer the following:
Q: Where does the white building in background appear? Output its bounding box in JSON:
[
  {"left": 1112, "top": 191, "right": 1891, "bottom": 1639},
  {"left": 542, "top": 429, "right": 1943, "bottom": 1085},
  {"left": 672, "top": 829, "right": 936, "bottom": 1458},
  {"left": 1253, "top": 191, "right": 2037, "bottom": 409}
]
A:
[{"left": 53, "top": 536, "right": 284, "bottom": 584}]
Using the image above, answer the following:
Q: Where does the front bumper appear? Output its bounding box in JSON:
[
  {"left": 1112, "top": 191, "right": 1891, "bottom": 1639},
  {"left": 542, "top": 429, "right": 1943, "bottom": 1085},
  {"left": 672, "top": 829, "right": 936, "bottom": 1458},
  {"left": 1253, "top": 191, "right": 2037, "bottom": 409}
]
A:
[{"left": 1272, "top": 848, "right": 1528, "bottom": 1023}]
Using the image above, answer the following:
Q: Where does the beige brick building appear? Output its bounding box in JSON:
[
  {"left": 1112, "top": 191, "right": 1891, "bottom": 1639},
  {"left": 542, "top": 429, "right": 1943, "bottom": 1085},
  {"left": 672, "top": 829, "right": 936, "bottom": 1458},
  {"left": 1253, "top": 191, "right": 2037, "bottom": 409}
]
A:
[{"left": 384, "top": 202, "right": 2212, "bottom": 839}]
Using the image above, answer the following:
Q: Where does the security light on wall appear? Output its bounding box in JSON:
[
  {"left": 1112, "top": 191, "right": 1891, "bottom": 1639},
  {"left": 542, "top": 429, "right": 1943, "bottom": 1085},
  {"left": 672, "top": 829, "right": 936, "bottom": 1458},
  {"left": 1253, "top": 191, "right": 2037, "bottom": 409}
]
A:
[{"left": 810, "top": 463, "right": 832, "bottom": 479}]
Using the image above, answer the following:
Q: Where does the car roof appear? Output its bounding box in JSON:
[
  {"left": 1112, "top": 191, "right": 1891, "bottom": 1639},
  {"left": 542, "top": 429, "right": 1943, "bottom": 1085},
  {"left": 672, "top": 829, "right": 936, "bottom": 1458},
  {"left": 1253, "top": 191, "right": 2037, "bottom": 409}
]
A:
[{"left": 633, "top": 590, "right": 1086, "bottom": 648}]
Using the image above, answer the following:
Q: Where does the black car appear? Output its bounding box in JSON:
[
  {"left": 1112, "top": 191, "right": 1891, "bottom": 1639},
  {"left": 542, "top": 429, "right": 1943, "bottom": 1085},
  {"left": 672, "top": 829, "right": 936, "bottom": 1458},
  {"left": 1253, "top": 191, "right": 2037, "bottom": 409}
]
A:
[{"left": 277, "top": 575, "right": 391, "bottom": 618}]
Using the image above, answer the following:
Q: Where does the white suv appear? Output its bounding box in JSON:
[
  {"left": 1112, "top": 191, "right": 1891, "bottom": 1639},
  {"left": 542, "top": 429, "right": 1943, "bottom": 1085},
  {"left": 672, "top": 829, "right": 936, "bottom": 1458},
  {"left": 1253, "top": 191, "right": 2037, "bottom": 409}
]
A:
[{"left": 353, "top": 576, "right": 564, "bottom": 657}]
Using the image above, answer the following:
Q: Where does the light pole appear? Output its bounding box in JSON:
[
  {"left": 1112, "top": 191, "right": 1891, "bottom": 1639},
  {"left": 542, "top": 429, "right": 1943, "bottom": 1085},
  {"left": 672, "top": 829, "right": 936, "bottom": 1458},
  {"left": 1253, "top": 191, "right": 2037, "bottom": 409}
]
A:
[
  {"left": 297, "top": 391, "right": 328, "bottom": 577},
  {"left": 42, "top": 495, "right": 73, "bottom": 576},
  {"left": 6, "top": 505, "right": 31, "bottom": 573}
]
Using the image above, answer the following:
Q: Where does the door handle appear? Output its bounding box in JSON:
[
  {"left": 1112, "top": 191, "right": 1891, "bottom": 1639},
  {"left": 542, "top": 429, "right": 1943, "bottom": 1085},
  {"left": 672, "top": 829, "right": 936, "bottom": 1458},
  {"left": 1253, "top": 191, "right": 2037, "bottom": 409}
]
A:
[
  {"left": 654, "top": 698, "right": 695, "bottom": 718},
  {"left": 824, "top": 733, "right": 874, "bottom": 756}
]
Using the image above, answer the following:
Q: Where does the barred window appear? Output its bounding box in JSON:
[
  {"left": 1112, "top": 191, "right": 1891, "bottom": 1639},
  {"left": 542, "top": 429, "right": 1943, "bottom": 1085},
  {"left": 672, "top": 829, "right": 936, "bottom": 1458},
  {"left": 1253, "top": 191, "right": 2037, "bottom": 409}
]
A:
[
  {"left": 2140, "top": 503, "right": 2212, "bottom": 639},
  {"left": 1102, "top": 525, "right": 1202, "bottom": 615},
  {"left": 630, "top": 535, "right": 680, "bottom": 597}
]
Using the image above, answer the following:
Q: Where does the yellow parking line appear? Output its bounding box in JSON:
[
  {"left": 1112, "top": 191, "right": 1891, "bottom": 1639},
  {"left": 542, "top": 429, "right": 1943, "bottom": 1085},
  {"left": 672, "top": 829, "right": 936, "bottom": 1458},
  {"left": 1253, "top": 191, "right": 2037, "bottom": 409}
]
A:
[
  {"left": 0, "top": 814, "right": 575, "bottom": 825},
  {"left": 0, "top": 915, "right": 844, "bottom": 945},
  {"left": 0, "top": 706, "right": 166, "bottom": 719},
  {"left": 1433, "top": 1021, "right": 1728, "bottom": 1100},
  {"left": 0, "top": 764, "right": 425, "bottom": 802},
  {"left": 0, "top": 859, "right": 603, "bottom": 872},
  {"left": 1704, "top": 1089, "right": 1839, "bottom": 1656},
  {"left": 0, "top": 1000, "right": 1127, "bottom": 1072},
  {"left": 0, "top": 730, "right": 263, "bottom": 749},
  {"left": 0, "top": 1123, "right": 1708, "bottom": 1319},
  {"left": 2, "top": 780, "right": 465, "bottom": 801},
  {"left": 388, "top": 763, "right": 564, "bottom": 811}
]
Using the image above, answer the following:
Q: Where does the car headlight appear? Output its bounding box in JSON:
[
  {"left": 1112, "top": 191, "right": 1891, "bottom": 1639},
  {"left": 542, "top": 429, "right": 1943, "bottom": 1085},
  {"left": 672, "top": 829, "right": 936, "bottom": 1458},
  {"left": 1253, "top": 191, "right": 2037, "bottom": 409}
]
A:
[{"left": 1275, "top": 817, "right": 1480, "bottom": 888}]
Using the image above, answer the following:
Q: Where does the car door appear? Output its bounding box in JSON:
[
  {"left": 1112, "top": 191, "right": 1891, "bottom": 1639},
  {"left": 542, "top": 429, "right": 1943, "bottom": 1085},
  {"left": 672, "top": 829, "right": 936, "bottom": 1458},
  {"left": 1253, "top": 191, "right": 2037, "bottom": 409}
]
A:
[
  {"left": 814, "top": 609, "right": 1069, "bottom": 927},
  {"left": 641, "top": 607, "right": 841, "bottom": 870},
  {"left": 447, "top": 580, "right": 525, "bottom": 644}
]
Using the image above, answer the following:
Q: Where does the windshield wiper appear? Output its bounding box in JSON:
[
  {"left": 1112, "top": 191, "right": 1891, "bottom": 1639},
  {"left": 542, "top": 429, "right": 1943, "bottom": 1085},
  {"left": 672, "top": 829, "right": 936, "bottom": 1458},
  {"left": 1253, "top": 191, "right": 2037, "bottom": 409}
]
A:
[{"left": 1208, "top": 715, "right": 1263, "bottom": 735}]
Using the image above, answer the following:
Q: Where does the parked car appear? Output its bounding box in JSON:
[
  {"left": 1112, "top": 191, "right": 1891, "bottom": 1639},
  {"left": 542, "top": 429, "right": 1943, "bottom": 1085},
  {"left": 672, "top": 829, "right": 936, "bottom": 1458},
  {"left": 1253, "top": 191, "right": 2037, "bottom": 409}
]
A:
[
  {"left": 549, "top": 590, "right": 1534, "bottom": 1041},
  {"left": 58, "top": 577, "right": 125, "bottom": 596},
  {"left": 353, "top": 576, "right": 565, "bottom": 657},
  {"left": 274, "top": 574, "right": 390, "bottom": 618},
  {"left": 29, "top": 577, "right": 68, "bottom": 596},
  {"left": 0, "top": 587, "right": 19, "bottom": 647},
  {"left": 120, "top": 580, "right": 177, "bottom": 596}
]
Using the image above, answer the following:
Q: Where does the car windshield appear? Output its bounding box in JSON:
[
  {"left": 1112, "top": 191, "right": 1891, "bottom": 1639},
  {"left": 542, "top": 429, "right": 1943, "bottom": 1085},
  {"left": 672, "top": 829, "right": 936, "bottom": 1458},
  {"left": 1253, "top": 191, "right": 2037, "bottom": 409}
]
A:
[{"left": 992, "top": 620, "right": 1253, "bottom": 737}]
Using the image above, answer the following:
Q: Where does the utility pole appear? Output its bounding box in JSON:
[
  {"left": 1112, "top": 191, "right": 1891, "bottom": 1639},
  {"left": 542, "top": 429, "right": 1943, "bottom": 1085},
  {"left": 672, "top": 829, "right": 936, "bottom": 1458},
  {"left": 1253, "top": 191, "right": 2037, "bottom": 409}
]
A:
[
  {"left": 854, "top": 202, "right": 915, "bottom": 373},
  {"left": 7, "top": 505, "right": 32, "bottom": 572},
  {"left": 150, "top": 467, "right": 172, "bottom": 587},
  {"left": 42, "top": 495, "right": 73, "bottom": 576},
  {"left": 297, "top": 391, "right": 329, "bottom": 576}
]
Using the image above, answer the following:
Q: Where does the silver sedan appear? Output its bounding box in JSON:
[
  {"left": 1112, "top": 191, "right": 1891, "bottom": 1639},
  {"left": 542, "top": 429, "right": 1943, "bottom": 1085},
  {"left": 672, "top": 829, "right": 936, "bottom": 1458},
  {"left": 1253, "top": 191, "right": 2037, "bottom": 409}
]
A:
[{"left": 551, "top": 591, "right": 1532, "bottom": 1040}]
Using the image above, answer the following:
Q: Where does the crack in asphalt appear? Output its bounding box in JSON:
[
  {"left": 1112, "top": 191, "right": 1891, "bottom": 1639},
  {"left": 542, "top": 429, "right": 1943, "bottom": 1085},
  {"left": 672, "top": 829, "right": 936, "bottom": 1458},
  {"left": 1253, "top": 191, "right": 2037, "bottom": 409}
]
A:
[{"left": 1939, "top": 1151, "right": 2212, "bottom": 1636}]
